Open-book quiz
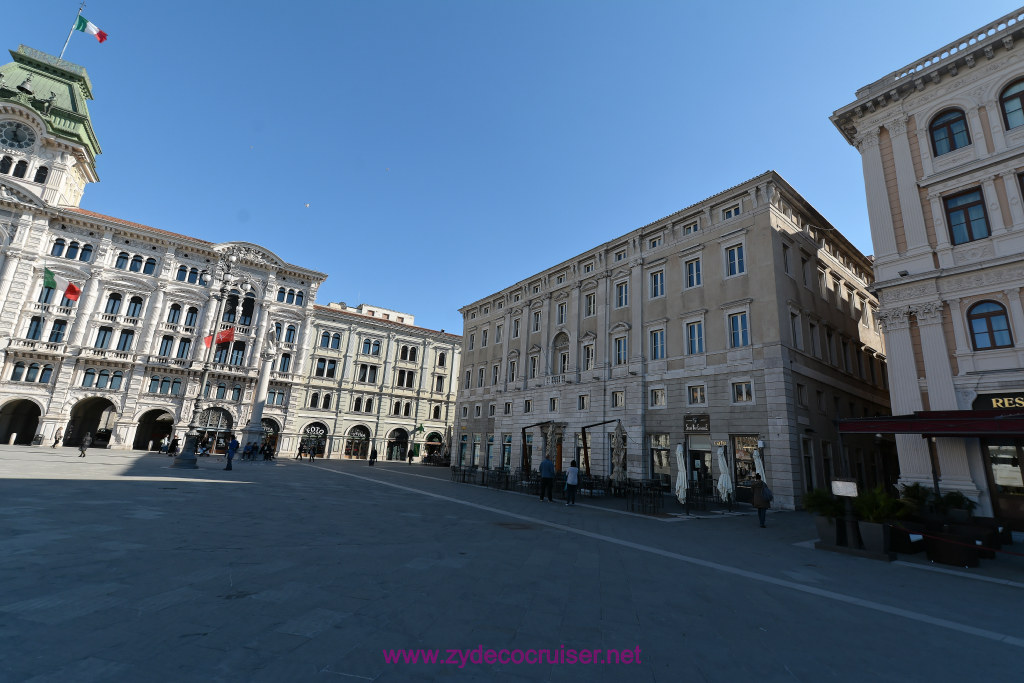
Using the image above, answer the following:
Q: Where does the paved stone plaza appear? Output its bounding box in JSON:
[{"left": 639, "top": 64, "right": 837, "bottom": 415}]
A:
[{"left": 0, "top": 445, "right": 1021, "bottom": 682}]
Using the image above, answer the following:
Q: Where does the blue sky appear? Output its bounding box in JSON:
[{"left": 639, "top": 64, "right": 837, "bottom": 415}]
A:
[{"left": 5, "top": 1, "right": 1021, "bottom": 334}]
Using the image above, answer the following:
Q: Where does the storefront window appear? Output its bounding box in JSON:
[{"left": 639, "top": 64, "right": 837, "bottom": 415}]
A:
[
  {"left": 987, "top": 440, "right": 1024, "bottom": 495},
  {"left": 733, "top": 435, "right": 759, "bottom": 502},
  {"left": 650, "top": 434, "right": 670, "bottom": 482},
  {"left": 502, "top": 435, "right": 512, "bottom": 468}
]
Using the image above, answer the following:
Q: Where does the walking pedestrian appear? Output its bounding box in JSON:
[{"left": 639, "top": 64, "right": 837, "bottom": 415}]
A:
[
  {"left": 309, "top": 447, "right": 316, "bottom": 462},
  {"left": 369, "top": 448, "right": 378, "bottom": 466},
  {"left": 751, "top": 473, "right": 772, "bottom": 528},
  {"left": 52, "top": 428, "right": 63, "bottom": 448},
  {"left": 565, "top": 459, "right": 579, "bottom": 506},
  {"left": 78, "top": 432, "right": 92, "bottom": 458},
  {"left": 295, "top": 444, "right": 305, "bottom": 460},
  {"left": 225, "top": 435, "right": 239, "bottom": 471},
  {"left": 408, "top": 448, "right": 414, "bottom": 465},
  {"left": 539, "top": 454, "right": 555, "bottom": 502},
  {"left": 167, "top": 437, "right": 179, "bottom": 456}
]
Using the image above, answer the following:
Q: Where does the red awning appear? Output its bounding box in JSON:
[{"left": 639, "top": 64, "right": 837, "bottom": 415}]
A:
[{"left": 839, "top": 410, "right": 1024, "bottom": 437}]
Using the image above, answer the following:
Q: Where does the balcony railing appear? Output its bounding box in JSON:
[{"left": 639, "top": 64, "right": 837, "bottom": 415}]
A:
[{"left": 9, "top": 339, "right": 67, "bottom": 354}]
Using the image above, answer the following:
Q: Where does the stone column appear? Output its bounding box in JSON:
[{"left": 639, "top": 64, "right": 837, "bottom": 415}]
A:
[
  {"left": 569, "top": 283, "right": 581, "bottom": 378},
  {"left": 69, "top": 275, "right": 102, "bottom": 347},
  {"left": 242, "top": 349, "right": 275, "bottom": 446},
  {"left": 1000, "top": 171, "right": 1024, "bottom": 229},
  {"left": 877, "top": 308, "right": 933, "bottom": 486},
  {"left": 193, "top": 293, "right": 219, "bottom": 360},
  {"left": 983, "top": 99, "right": 1008, "bottom": 153},
  {"left": 914, "top": 302, "right": 977, "bottom": 493},
  {"left": 247, "top": 301, "right": 270, "bottom": 366},
  {"left": 293, "top": 314, "right": 314, "bottom": 375},
  {"left": 980, "top": 177, "right": 1007, "bottom": 235},
  {"left": 629, "top": 258, "right": 643, "bottom": 364},
  {"left": 138, "top": 286, "right": 166, "bottom": 354},
  {"left": 539, "top": 294, "right": 551, "bottom": 374},
  {"left": 856, "top": 130, "right": 900, "bottom": 260},
  {"left": 887, "top": 117, "right": 931, "bottom": 253},
  {"left": 1003, "top": 288, "right": 1024, "bottom": 347}
]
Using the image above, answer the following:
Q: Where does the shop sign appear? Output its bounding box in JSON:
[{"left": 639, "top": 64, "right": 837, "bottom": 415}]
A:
[
  {"left": 972, "top": 392, "right": 1024, "bottom": 410},
  {"left": 684, "top": 414, "right": 710, "bottom": 432}
]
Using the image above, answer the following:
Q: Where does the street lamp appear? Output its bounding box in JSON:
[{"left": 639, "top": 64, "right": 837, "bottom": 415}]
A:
[{"left": 173, "top": 252, "right": 255, "bottom": 468}]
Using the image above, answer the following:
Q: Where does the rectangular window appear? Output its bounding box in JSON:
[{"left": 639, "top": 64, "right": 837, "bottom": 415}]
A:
[
  {"left": 944, "top": 189, "right": 990, "bottom": 245},
  {"left": 559, "top": 351, "right": 569, "bottom": 374},
  {"left": 578, "top": 394, "right": 589, "bottom": 410},
  {"left": 726, "top": 245, "right": 745, "bottom": 276},
  {"left": 462, "top": 406, "right": 469, "bottom": 418},
  {"left": 584, "top": 293, "right": 596, "bottom": 317},
  {"left": 481, "top": 330, "right": 488, "bottom": 347},
  {"left": 177, "top": 339, "right": 192, "bottom": 359},
  {"left": 729, "top": 312, "right": 749, "bottom": 348},
  {"left": 809, "top": 322, "right": 820, "bottom": 357},
  {"left": 797, "top": 383, "right": 808, "bottom": 407},
  {"left": 529, "top": 355, "right": 538, "bottom": 379},
  {"left": 816, "top": 390, "right": 826, "bottom": 413},
  {"left": 492, "top": 364, "right": 499, "bottom": 385},
  {"left": 532, "top": 311, "right": 541, "bottom": 332},
  {"left": 686, "top": 321, "right": 704, "bottom": 354},
  {"left": 583, "top": 262, "right": 594, "bottom": 273},
  {"left": 688, "top": 385, "right": 706, "bottom": 405},
  {"left": 614, "top": 336, "right": 627, "bottom": 365},
  {"left": 649, "top": 329, "right": 665, "bottom": 360},
  {"left": 464, "top": 369, "right": 471, "bottom": 389},
  {"left": 685, "top": 258, "right": 702, "bottom": 288},
  {"left": 615, "top": 281, "right": 628, "bottom": 308},
  {"left": 612, "top": 390, "right": 624, "bottom": 407},
  {"left": 93, "top": 327, "right": 109, "bottom": 348},
  {"left": 826, "top": 329, "right": 836, "bottom": 365},
  {"left": 583, "top": 344, "right": 595, "bottom": 370},
  {"left": 508, "top": 360, "right": 517, "bottom": 382},
  {"left": 549, "top": 397, "right": 558, "bottom": 412},
  {"left": 649, "top": 270, "right": 664, "bottom": 298},
  {"left": 556, "top": 302, "right": 566, "bottom": 325},
  {"left": 477, "top": 367, "right": 485, "bottom": 387},
  {"left": 504, "top": 402, "right": 512, "bottom": 415},
  {"left": 512, "top": 318, "right": 520, "bottom": 338},
  {"left": 782, "top": 244, "right": 791, "bottom": 274},
  {"left": 158, "top": 336, "right": 173, "bottom": 357},
  {"left": 468, "top": 333, "right": 475, "bottom": 350},
  {"left": 495, "top": 325, "right": 503, "bottom": 343},
  {"left": 615, "top": 250, "right": 626, "bottom": 261},
  {"left": 361, "top": 364, "right": 380, "bottom": 383},
  {"left": 474, "top": 405, "right": 481, "bottom": 418},
  {"left": 682, "top": 221, "right": 698, "bottom": 235},
  {"left": 732, "top": 381, "right": 753, "bottom": 403},
  {"left": 649, "top": 388, "right": 666, "bottom": 407},
  {"left": 435, "top": 376, "right": 445, "bottom": 392},
  {"left": 790, "top": 312, "right": 803, "bottom": 350},
  {"left": 48, "top": 320, "right": 68, "bottom": 343},
  {"left": 556, "top": 273, "right": 565, "bottom": 284},
  {"left": 723, "top": 204, "right": 740, "bottom": 219},
  {"left": 524, "top": 399, "right": 532, "bottom": 413},
  {"left": 817, "top": 268, "right": 828, "bottom": 299},
  {"left": 489, "top": 404, "right": 495, "bottom": 417},
  {"left": 801, "top": 257, "right": 810, "bottom": 286},
  {"left": 116, "top": 330, "right": 134, "bottom": 352},
  {"left": 649, "top": 236, "right": 662, "bottom": 249}
]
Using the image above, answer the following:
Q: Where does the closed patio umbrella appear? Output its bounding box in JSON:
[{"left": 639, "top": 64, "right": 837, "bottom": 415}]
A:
[
  {"left": 753, "top": 449, "right": 766, "bottom": 480},
  {"left": 612, "top": 421, "right": 628, "bottom": 484},
  {"left": 716, "top": 447, "right": 733, "bottom": 503},
  {"left": 674, "top": 443, "right": 687, "bottom": 504}
]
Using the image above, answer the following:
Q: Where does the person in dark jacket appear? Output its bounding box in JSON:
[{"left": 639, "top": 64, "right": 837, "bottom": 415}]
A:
[
  {"left": 369, "top": 448, "right": 378, "bottom": 466},
  {"left": 539, "top": 455, "right": 555, "bottom": 502},
  {"left": 78, "top": 432, "right": 92, "bottom": 458},
  {"left": 751, "top": 473, "right": 771, "bottom": 528}
]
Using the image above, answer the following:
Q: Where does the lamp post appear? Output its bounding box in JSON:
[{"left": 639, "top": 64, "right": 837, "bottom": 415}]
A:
[{"left": 172, "top": 253, "right": 255, "bottom": 468}]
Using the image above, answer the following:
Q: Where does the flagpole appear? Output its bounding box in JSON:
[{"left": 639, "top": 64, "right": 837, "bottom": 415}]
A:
[{"left": 58, "top": 2, "right": 87, "bottom": 61}]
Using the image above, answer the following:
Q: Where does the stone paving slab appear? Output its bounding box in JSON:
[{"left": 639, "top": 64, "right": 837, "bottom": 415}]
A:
[{"left": 0, "top": 445, "right": 1022, "bottom": 682}]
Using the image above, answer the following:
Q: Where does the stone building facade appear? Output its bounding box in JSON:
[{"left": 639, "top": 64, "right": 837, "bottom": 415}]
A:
[
  {"left": 832, "top": 8, "right": 1024, "bottom": 527},
  {"left": 454, "top": 171, "right": 890, "bottom": 510},
  {"left": 0, "top": 46, "right": 459, "bottom": 458}
]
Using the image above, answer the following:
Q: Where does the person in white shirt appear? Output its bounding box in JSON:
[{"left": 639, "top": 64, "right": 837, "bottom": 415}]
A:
[{"left": 565, "top": 460, "right": 580, "bottom": 506}]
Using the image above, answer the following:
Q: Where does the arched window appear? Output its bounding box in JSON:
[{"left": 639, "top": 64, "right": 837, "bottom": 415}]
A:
[
  {"left": 11, "top": 362, "right": 26, "bottom": 381},
  {"left": 404, "top": 402, "right": 411, "bottom": 417},
  {"left": 968, "top": 301, "right": 1013, "bottom": 350},
  {"left": 0, "top": 156, "right": 11, "bottom": 174},
  {"left": 184, "top": 307, "right": 198, "bottom": 327},
  {"left": 116, "top": 252, "right": 130, "bottom": 269},
  {"left": 365, "top": 399, "right": 373, "bottom": 412},
  {"left": 126, "top": 296, "right": 144, "bottom": 318},
  {"left": 322, "top": 394, "right": 331, "bottom": 410},
  {"left": 277, "top": 287, "right": 286, "bottom": 302},
  {"left": 37, "top": 364, "right": 53, "bottom": 383},
  {"left": 33, "top": 166, "right": 48, "bottom": 183},
  {"left": 1000, "top": 78, "right": 1024, "bottom": 130},
  {"left": 432, "top": 405, "right": 441, "bottom": 420},
  {"left": 222, "top": 293, "right": 238, "bottom": 323},
  {"left": 97, "top": 369, "right": 110, "bottom": 389},
  {"left": 170, "top": 378, "right": 180, "bottom": 395},
  {"left": 437, "top": 352, "right": 446, "bottom": 367},
  {"left": 81, "top": 368, "right": 95, "bottom": 387},
  {"left": 158, "top": 336, "right": 174, "bottom": 357},
  {"left": 354, "top": 397, "right": 363, "bottom": 412},
  {"left": 51, "top": 238, "right": 66, "bottom": 257},
  {"left": 167, "top": 304, "right": 181, "bottom": 324},
  {"left": 143, "top": 257, "right": 157, "bottom": 275},
  {"left": 111, "top": 371, "right": 124, "bottom": 390},
  {"left": 393, "top": 400, "right": 402, "bottom": 415},
  {"left": 401, "top": 346, "right": 409, "bottom": 360},
  {"left": 214, "top": 344, "right": 228, "bottom": 364},
  {"left": 315, "top": 358, "right": 326, "bottom": 377},
  {"left": 104, "top": 293, "right": 122, "bottom": 314},
  {"left": 279, "top": 353, "right": 291, "bottom": 372},
  {"left": 408, "top": 347, "right": 417, "bottom": 362},
  {"left": 65, "top": 241, "right": 79, "bottom": 260},
  {"left": 362, "top": 338, "right": 372, "bottom": 354},
  {"left": 161, "top": 378, "right": 172, "bottom": 394},
  {"left": 320, "top": 332, "right": 331, "bottom": 348},
  {"left": 232, "top": 385, "right": 242, "bottom": 401},
  {"left": 13, "top": 160, "right": 27, "bottom": 178},
  {"left": 310, "top": 392, "right": 320, "bottom": 409},
  {"left": 25, "top": 363, "right": 40, "bottom": 382},
  {"left": 129, "top": 255, "right": 143, "bottom": 272},
  {"left": 286, "top": 289, "right": 295, "bottom": 304},
  {"left": 295, "top": 291, "right": 304, "bottom": 306},
  {"left": 216, "top": 383, "right": 227, "bottom": 399},
  {"left": 239, "top": 293, "right": 255, "bottom": 326},
  {"left": 930, "top": 109, "right": 970, "bottom": 156},
  {"left": 176, "top": 266, "right": 187, "bottom": 281},
  {"left": 274, "top": 322, "right": 282, "bottom": 339},
  {"left": 187, "top": 268, "right": 199, "bottom": 284},
  {"left": 285, "top": 325, "right": 296, "bottom": 343},
  {"left": 331, "top": 333, "right": 341, "bottom": 349},
  {"left": 79, "top": 244, "right": 93, "bottom": 262},
  {"left": 371, "top": 340, "right": 381, "bottom": 356},
  {"left": 229, "top": 341, "right": 246, "bottom": 365},
  {"left": 27, "top": 315, "right": 44, "bottom": 339}
]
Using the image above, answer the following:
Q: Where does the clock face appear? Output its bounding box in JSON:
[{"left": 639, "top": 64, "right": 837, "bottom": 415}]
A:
[{"left": 0, "top": 120, "right": 36, "bottom": 150}]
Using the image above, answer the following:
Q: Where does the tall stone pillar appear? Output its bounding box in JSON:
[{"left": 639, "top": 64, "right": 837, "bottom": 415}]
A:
[
  {"left": 887, "top": 117, "right": 932, "bottom": 254},
  {"left": 247, "top": 301, "right": 270, "bottom": 366},
  {"left": 138, "top": 286, "right": 166, "bottom": 354},
  {"left": 242, "top": 349, "right": 275, "bottom": 447},
  {"left": 856, "top": 131, "right": 900, "bottom": 260},
  {"left": 69, "top": 275, "right": 102, "bottom": 347}
]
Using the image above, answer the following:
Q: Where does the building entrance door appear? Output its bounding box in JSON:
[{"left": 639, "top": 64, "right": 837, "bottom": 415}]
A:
[{"left": 983, "top": 438, "right": 1024, "bottom": 530}]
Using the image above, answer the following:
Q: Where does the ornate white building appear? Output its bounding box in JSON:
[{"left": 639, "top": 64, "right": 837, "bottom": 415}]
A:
[
  {"left": 0, "top": 45, "right": 459, "bottom": 457},
  {"left": 832, "top": 8, "right": 1024, "bottom": 528}
]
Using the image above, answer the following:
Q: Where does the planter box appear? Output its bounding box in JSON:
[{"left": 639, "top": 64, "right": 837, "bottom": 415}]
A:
[{"left": 858, "top": 521, "right": 890, "bottom": 555}]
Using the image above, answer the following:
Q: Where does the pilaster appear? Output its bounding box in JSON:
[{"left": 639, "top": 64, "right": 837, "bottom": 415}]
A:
[
  {"left": 856, "top": 130, "right": 900, "bottom": 259},
  {"left": 887, "top": 116, "right": 931, "bottom": 254}
]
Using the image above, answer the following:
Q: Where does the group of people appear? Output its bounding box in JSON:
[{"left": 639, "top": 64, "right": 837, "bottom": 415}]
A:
[{"left": 538, "top": 455, "right": 581, "bottom": 506}]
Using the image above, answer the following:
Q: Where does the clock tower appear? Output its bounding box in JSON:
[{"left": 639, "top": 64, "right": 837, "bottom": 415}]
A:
[{"left": 0, "top": 45, "right": 101, "bottom": 208}]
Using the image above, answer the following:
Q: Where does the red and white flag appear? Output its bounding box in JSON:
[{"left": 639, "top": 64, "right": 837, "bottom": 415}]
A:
[
  {"left": 203, "top": 327, "right": 235, "bottom": 348},
  {"left": 74, "top": 15, "right": 108, "bottom": 43}
]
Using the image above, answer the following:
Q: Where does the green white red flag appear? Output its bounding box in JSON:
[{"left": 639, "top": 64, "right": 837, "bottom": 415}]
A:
[
  {"left": 74, "top": 16, "right": 108, "bottom": 43},
  {"left": 43, "top": 268, "right": 81, "bottom": 301}
]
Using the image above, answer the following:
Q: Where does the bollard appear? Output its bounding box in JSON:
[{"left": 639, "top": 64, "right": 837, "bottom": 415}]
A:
[{"left": 8, "top": 433, "right": 16, "bottom": 445}]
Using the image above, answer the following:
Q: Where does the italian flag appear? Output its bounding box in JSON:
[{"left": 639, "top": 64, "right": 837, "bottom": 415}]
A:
[
  {"left": 74, "top": 16, "right": 108, "bottom": 43},
  {"left": 43, "top": 268, "right": 82, "bottom": 301}
]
